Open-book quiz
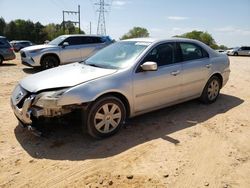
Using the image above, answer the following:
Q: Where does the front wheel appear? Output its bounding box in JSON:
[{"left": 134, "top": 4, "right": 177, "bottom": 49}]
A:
[
  {"left": 83, "top": 96, "right": 126, "bottom": 138},
  {"left": 233, "top": 52, "right": 238, "bottom": 56},
  {"left": 200, "top": 76, "right": 221, "bottom": 104},
  {"left": 41, "top": 55, "right": 59, "bottom": 70}
]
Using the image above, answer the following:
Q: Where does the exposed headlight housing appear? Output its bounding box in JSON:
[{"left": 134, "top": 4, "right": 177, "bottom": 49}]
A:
[{"left": 34, "top": 89, "right": 68, "bottom": 108}]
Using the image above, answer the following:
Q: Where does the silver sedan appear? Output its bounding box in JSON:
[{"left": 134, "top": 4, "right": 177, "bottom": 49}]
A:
[{"left": 11, "top": 38, "right": 230, "bottom": 138}]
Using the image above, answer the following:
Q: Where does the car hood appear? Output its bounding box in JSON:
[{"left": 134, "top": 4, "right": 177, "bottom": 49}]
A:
[
  {"left": 21, "top": 44, "right": 56, "bottom": 51},
  {"left": 20, "top": 63, "right": 117, "bottom": 93}
]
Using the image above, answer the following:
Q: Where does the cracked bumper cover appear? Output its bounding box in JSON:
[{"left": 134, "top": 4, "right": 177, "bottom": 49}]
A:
[
  {"left": 11, "top": 94, "right": 73, "bottom": 125},
  {"left": 11, "top": 95, "right": 35, "bottom": 125}
]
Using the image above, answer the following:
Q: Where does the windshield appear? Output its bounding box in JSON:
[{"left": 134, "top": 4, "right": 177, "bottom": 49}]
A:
[
  {"left": 84, "top": 41, "right": 150, "bottom": 69},
  {"left": 49, "top": 36, "right": 67, "bottom": 45}
]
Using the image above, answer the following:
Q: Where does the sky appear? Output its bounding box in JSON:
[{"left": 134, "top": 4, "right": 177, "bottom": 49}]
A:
[{"left": 0, "top": 0, "right": 250, "bottom": 47}]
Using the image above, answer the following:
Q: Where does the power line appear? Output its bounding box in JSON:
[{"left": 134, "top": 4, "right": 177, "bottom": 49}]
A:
[{"left": 62, "top": 5, "right": 81, "bottom": 34}]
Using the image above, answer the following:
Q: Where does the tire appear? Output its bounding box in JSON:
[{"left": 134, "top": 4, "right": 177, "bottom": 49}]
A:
[
  {"left": 41, "top": 55, "right": 59, "bottom": 70},
  {"left": 233, "top": 52, "right": 238, "bottom": 56},
  {"left": 0, "top": 56, "right": 3, "bottom": 65},
  {"left": 83, "top": 96, "right": 126, "bottom": 138},
  {"left": 200, "top": 76, "right": 221, "bottom": 104}
]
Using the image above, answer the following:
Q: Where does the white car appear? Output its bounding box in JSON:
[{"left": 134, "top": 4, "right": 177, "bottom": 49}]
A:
[
  {"left": 20, "top": 35, "right": 113, "bottom": 69},
  {"left": 227, "top": 46, "right": 250, "bottom": 56}
]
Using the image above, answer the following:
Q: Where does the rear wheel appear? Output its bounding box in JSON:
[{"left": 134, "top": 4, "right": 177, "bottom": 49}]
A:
[
  {"left": 41, "top": 55, "right": 59, "bottom": 70},
  {"left": 200, "top": 76, "right": 221, "bottom": 104},
  {"left": 83, "top": 96, "right": 126, "bottom": 138}
]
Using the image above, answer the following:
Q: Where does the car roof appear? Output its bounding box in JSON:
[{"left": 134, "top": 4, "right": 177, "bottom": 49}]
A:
[
  {"left": 123, "top": 37, "right": 220, "bottom": 58},
  {"left": 123, "top": 37, "right": 205, "bottom": 44},
  {"left": 10, "top": 40, "right": 31, "bottom": 43},
  {"left": 60, "top": 34, "right": 110, "bottom": 38}
]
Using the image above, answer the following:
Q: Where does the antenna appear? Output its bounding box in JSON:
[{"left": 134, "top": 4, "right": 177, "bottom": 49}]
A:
[{"left": 95, "top": 0, "right": 110, "bottom": 35}]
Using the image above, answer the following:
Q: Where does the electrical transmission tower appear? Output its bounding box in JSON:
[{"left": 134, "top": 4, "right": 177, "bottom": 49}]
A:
[{"left": 95, "top": 0, "right": 110, "bottom": 35}]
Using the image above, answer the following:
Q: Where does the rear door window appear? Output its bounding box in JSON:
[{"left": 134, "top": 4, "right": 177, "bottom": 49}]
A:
[
  {"left": 179, "top": 42, "right": 208, "bottom": 61},
  {"left": 81, "top": 37, "right": 103, "bottom": 44}
]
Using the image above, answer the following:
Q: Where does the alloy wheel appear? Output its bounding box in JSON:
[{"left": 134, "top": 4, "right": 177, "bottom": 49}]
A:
[
  {"left": 94, "top": 103, "right": 122, "bottom": 133},
  {"left": 207, "top": 79, "right": 220, "bottom": 101}
]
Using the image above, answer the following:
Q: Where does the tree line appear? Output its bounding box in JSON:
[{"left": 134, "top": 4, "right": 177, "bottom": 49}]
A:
[
  {"left": 0, "top": 17, "right": 227, "bottom": 49},
  {"left": 120, "top": 27, "right": 228, "bottom": 49},
  {"left": 0, "top": 17, "right": 84, "bottom": 44}
]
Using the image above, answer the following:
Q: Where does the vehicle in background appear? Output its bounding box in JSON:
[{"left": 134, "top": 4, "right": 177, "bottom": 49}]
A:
[
  {"left": 10, "top": 40, "right": 33, "bottom": 52},
  {"left": 216, "top": 49, "right": 227, "bottom": 54},
  {"left": 20, "top": 35, "right": 113, "bottom": 69},
  {"left": 227, "top": 46, "right": 250, "bottom": 56},
  {"left": 0, "top": 36, "right": 16, "bottom": 65},
  {"left": 11, "top": 38, "right": 230, "bottom": 138}
]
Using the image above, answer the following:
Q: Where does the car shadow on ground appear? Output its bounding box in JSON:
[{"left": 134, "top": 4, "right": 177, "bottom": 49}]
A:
[
  {"left": 0, "top": 63, "right": 16, "bottom": 67},
  {"left": 22, "top": 67, "right": 42, "bottom": 74},
  {"left": 15, "top": 94, "right": 243, "bottom": 161}
]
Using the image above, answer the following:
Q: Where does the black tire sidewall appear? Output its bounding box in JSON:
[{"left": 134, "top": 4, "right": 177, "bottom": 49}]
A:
[
  {"left": 200, "top": 76, "right": 221, "bottom": 104},
  {"left": 41, "top": 56, "right": 59, "bottom": 69},
  {"left": 0, "top": 56, "right": 3, "bottom": 65},
  {"left": 85, "top": 96, "right": 126, "bottom": 138}
]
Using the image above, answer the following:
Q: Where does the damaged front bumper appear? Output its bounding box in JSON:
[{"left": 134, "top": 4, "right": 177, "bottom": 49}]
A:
[
  {"left": 10, "top": 86, "right": 73, "bottom": 126},
  {"left": 11, "top": 95, "right": 35, "bottom": 125}
]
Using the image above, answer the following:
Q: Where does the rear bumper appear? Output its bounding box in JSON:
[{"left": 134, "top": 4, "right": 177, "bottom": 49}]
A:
[
  {"left": 222, "top": 68, "right": 230, "bottom": 87},
  {"left": 4, "top": 53, "right": 16, "bottom": 61}
]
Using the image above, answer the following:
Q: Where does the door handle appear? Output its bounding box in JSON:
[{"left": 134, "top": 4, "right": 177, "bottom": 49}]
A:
[
  {"left": 171, "top": 70, "right": 180, "bottom": 76},
  {"left": 205, "top": 64, "right": 212, "bottom": 68}
]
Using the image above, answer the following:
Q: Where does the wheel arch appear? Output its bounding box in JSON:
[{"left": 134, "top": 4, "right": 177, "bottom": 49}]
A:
[
  {"left": 210, "top": 73, "right": 223, "bottom": 88},
  {"left": 40, "top": 53, "right": 60, "bottom": 65},
  {"left": 92, "top": 92, "right": 131, "bottom": 118}
]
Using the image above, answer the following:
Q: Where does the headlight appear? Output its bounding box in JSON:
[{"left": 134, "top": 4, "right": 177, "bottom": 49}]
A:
[{"left": 34, "top": 89, "right": 68, "bottom": 108}]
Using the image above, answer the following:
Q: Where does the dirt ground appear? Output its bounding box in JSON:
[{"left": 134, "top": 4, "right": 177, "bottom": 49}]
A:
[{"left": 0, "top": 54, "right": 250, "bottom": 188}]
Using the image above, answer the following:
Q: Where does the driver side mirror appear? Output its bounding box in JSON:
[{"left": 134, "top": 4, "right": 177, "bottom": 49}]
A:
[
  {"left": 62, "top": 42, "right": 69, "bottom": 48},
  {"left": 141, "top": 61, "right": 158, "bottom": 71}
]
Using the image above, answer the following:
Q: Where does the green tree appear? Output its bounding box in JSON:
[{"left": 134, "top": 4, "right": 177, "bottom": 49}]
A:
[
  {"left": 120, "top": 27, "right": 149, "bottom": 40},
  {"left": 4, "top": 21, "right": 17, "bottom": 40},
  {"left": 0, "top": 17, "right": 6, "bottom": 35},
  {"left": 175, "top": 30, "right": 218, "bottom": 49},
  {"left": 1, "top": 18, "right": 85, "bottom": 44},
  {"left": 43, "top": 23, "right": 63, "bottom": 41},
  {"left": 218, "top": 45, "right": 228, "bottom": 50},
  {"left": 62, "top": 21, "right": 85, "bottom": 35},
  {"left": 33, "top": 22, "right": 47, "bottom": 44}
]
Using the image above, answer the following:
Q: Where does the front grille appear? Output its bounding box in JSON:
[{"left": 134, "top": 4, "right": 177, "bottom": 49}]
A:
[{"left": 21, "top": 51, "right": 26, "bottom": 58}]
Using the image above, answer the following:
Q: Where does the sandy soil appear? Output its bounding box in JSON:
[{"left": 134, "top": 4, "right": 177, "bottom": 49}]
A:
[{"left": 0, "top": 54, "right": 250, "bottom": 188}]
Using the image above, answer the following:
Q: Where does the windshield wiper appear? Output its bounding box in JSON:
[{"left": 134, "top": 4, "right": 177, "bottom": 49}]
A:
[{"left": 87, "top": 63, "right": 102, "bottom": 68}]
